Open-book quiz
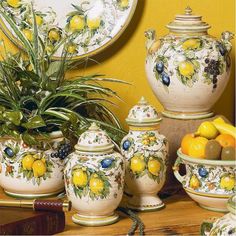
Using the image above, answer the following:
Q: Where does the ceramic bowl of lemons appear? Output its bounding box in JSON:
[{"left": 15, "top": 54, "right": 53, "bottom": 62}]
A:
[{"left": 173, "top": 149, "right": 235, "bottom": 212}]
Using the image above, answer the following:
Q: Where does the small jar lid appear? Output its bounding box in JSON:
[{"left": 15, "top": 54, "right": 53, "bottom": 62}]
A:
[
  {"left": 166, "top": 6, "right": 211, "bottom": 33},
  {"left": 75, "top": 123, "right": 114, "bottom": 152},
  {"left": 126, "top": 97, "right": 161, "bottom": 126}
]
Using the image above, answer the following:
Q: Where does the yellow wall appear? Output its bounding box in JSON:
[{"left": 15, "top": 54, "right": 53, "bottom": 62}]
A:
[{"left": 0, "top": 0, "right": 235, "bottom": 129}]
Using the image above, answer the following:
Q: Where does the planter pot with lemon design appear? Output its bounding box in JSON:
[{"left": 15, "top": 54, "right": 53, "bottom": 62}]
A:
[
  {"left": 145, "top": 7, "right": 234, "bottom": 119},
  {"left": 173, "top": 149, "right": 235, "bottom": 212},
  {"left": 64, "top": 123, "right": 125, "bottom": 226},
  {"left": 0, "top": 132, "right": 68, "bottom": 198},
  {"left": 121, "top": 97, "right": 168, "bottom": 211}
]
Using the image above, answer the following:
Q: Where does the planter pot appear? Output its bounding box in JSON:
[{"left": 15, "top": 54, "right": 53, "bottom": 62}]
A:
[
  {"left": 173, "top": 149, "right": 235, "bottom": 212},
  {"left": 121, "top": 97, "right": 168, "bottom": 211},
  {"left": 145, "top": 7, "right": 234, "bottom": 119},
  {"left": 64, "top": 123, "right": 125, "bottom": 226},
  {"left": 0, "top": 132, "right": 67, "bottom": 198}
]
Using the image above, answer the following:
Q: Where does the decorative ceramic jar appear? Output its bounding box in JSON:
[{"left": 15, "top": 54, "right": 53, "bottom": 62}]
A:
[
  {"left": 145, "top": 7, "right": 234, "bottom": 119},
  {"left": 201, "top": 194, "right": 236, "bottom": 236},
  {"left": 121, "top": 97, "right": 168, "bottom": 211},
  {"left": 174, "top": 149, "right": 235, "bottom": 212},
  {"left": 64, "top": 123, "right": 125, "bottom": 226},
  {"left": 0, "top": 132, "right": 67, "bottom": 198}
]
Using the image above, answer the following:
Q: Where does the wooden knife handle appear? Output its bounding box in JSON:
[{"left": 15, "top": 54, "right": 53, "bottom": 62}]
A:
[{"left": 33, "top": 199, "right": 71, "bottom": 212}]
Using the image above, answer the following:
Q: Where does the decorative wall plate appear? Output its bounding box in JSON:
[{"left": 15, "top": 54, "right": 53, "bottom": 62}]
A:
[{"left": 0, "top": 0, "right": 137, "bottom": 59}]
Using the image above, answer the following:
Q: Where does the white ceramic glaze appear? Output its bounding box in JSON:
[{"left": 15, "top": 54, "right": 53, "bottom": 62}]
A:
[
  {"left": 0, "top": 0, "right": 137, "bottom": 59},
  {"left": 201, "top": 194, "right": 236, "bottom": 235},
  {"left": 121, "top": 97, "right": 168, "bottom": 211},
  {"left": 64, "top": 123, "right": 125, "bottom": 226},
  {"left": 174, "top": 149, "right": 235, "bottom": 212},
  {"left": 145, "top": 7, "right": 234, "bottom": 119},
  {"left": 0, "top": 132, "right": 66, "bottom": 198}
]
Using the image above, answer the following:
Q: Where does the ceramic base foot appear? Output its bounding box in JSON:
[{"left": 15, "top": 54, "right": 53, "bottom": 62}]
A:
[
  {"left": 4, "top": 188, "right": 64, "bottom": 199},
  {"left": 127, "top": 194, "right": 164, "bottom": 211},
  {"left": 72, "top": 213, "right": 119, "bottom": 226},
  {"left": 162, "top": 110, "right": 214, "bottom": 120},
  {"left": 199, "top": 204, "right": 229, "bottom": 213}
]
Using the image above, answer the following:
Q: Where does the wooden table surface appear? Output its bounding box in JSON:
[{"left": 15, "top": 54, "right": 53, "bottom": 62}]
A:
[{"left": 0, "top": 188, "right": 223, "bottom": 235}]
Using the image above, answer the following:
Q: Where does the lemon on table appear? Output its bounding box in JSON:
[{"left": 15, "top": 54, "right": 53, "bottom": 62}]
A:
[
  {"left": 22, "top": 29, "right": 33, "bottom": 41},
  {"left": 72, "top": 169, "right": 88, "bottom": 188},
  {"left": 69, "top": 15, "right": 85, "bottom": 32},
  {"left": 182, "top": 39, "right": 200, "bottom": 50},
  {"left": 89, "top": 175, "right": 104, "bottom": 195},
  {"left": 220, "top": 175, "right": 235, "bottom": 191},
  {"left": 7, "top": 0, "right": 20, "bottom": 8},
  {"left": 87, "top": 17, "right": 101, "bottom": 30},
  {"left": 148, "top": 158, "right": 161, "bottom": 176},
  {"left": 130, "top": 155, "right": 146, "bottom": 173},
  {"left": 22, "top": 154, "right": 34, "bottom": 170},
  {"left": 32, "top": 160, "right": 46, "bottom": 177},
  {"left": 189, "top": 175, "right": 201, "bottom": 190},
  {"left": 188, "top": 137, "right": 208, "bottom": 159},
  {"left": 195, "top": 121, "right": 219, "bottom": 139},
  {"left": 178, "top": 61, "right": 194, "bottom": 77}
]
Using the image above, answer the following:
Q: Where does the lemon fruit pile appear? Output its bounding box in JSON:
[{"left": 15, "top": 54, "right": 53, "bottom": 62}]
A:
[{"left": 181, "top": 117, "right": 236, "bottom": 160}]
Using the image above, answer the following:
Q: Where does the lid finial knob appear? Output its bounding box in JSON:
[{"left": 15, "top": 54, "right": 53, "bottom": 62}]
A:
[
  {"left": 138, "top": 96, "right": 148, "bottom": 105},
  {"left": 185, "top": 6, "right": 192, "bottom": 15}
]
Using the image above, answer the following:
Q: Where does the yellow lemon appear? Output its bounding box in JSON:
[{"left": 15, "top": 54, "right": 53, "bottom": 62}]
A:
[
  {"left": 178, "top": 61, "right": 194, "bottom": 77},
  {"left": 22, "top": 154, "right": 34, "bottom": 170},
  {"left": 66, "top": 44, "right": 77, "bottom": 54},
  {"left": 45, "top": 45, "right": 54, "bottom": 54},
  {"left": 182, "top": 39, "right": 200, "bottom": 50},
  {"left": 149, "top": 136, "right": 156, "bottom": 142},
  {"left": 22, "top": 29, "right": 33, "bottom": 41},
  {"left": 120, "top": 0, "right": 129, "bottom": 8},
  {"left": 130, "top": 155, "right": 146, "bottom": 173},
  {"left": 48, "top": 29, "right": 61, "bottom": 43},
  {"left": 72, "top": 169, "right": 88, "bottom": 188},
  {"left": 87, "top": 17, "right": 101, "bottom": 30},
  {"left": 32, "top": 160, "right": 46, "bottom": 177},
  {"left": 89, "top": 176, "right": 104, "bottom": 195},
  {"left": 189, "top": 175, "right": 200, "bottom": 190},
  {"left": 196, "top": 121, "right": 219, "bottom": 139},
  {"left": 69, "top": 15, "right": 85, "bottom": 32},
  {"left": 7, "top": 0, "right": 20, "bottom": 8},
  {"left": 148, "top": 158, "right": 161, "bottom": 176},
  {"left": 28, "top": 15, "right": 43, "bottom": 26},
  {"left": 142, "top": 139, "right": 150, "bottom": 145},
  {"left": 188, "top": 137, "right": 208, "bottom": 159},
  {"left": 220, "top": 175, "right": 235, "bottom": 191}
]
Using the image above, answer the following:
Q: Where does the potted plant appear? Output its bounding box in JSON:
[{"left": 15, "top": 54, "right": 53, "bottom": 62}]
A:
[{"left": 0, "top": 5, "right": 126, "bottom": 198}]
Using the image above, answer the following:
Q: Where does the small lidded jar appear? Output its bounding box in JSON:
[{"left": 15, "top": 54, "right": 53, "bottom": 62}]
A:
[
  {"left": 121, "top": 97, "right": 168, "bottom": 211},
  {"left": 64, "top": 123, "right": 125, "bottom": 226}
]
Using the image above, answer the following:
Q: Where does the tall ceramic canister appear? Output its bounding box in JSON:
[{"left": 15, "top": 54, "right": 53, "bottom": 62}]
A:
[
  {"left": 64, "top": 123, "right": 125, "bottom": 226},
  {"left": 145, "top": 7, "right": 234, "bottom": 119},
  {"left": 121, "top": 97, "right": 168, "bottom": 211}
]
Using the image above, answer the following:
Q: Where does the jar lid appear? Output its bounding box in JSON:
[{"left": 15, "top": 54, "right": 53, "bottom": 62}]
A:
[
  {"left": 126, "top": 97, "right": 161, "bottom": 126},
  {"left": 166, "top": 7, "right": 211, "bottom": 33},
  {"left": 75, "top": 123, "right": 114, "bottom": 152}
]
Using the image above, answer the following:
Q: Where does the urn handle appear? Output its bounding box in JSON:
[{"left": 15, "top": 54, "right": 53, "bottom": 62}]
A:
[
  {"left": 145, "top": 29, "right": 160, "bottom": 55},
  {"left": 220, "top": 31, "right": 234, "bottom": 53},
  {"left": 172, "top": 157, "right": 186, "bottom": 184}
]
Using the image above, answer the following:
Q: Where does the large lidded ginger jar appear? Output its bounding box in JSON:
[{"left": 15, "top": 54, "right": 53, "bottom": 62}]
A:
[
  {"left": 145, "top": 7, "right": 234, "bottom": 119},
  {"left": 64, "top": 123, "right": 125, "bottom": 226},
  {"left": 121, "top": 97, "right": 168, "bottom": 211}
]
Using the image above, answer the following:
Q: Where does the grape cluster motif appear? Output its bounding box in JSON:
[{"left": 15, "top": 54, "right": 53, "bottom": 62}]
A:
[
  {"left": 155, "top": 62, "right": 170, "bottom": 87},
  {"left": 51, "top": 143, "right": 72, "bottom": 160}
]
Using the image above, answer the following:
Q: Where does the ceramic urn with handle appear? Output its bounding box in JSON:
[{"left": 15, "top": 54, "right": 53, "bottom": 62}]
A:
[
  {"left": 64, "top": 123, "right": 125, "bottom": 226},
  {"left": 121, "top": 97, "right": 168, "bottom": 211},
  {"left": 145, "top": 7, "right": 234, "bottom": 119}
]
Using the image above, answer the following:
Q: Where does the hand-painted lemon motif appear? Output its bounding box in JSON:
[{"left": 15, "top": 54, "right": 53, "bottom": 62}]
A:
[
  {"left": 72, "top": 169, "right": 88, "bottom": 188},
  {"left": 182, "top": 39, "right": 201, "bottom": 50},
  {"left": 148, "top": 158, "right": 161, "bottom": 176},
  {"left": 22, "top": 154, "right": 34, "bottom": 170},
  {"left": 149, "top": 136, "right": 156, "bottom": 142},
  {"left": 32, "top": 160, "right": 46, "bottom": 178},
  {"left": 45, "top": 45, "right": 54, "bottom": 54},
  {"left": 48, "top": 29, "right": 61, "bottom": 43},
  {"left": 130, "top": 155, "right": 146, "bottom": 173},
  {"left": 189, "top": 175, "right": 200, "bottom": 190},
  {"left": 87, "top": 17, "right": 101, "bottom": 30},
  {"left": 7, "top": 0, "right": 20, "bottom": 8},
  {"left": 119, "top": 0, "right": 129, "bottom": 8},
  {"left": 89, "top": 175, "right": 104, "bottom": 195},
  {"left": 22, "top": 29, "right": 33, "bottom": 41},
  {"left": 69, "top": 15, "right": 85, "bottom": 32},
  {"left": 66, "top": 43, "right": 77, "bottom": 54},
  {"left": 178, "top": 61, "right": 194, "bottom": 77},
  {"left": 28, "top": 15, "right": 43, "bottom": 26},
  {"left": 220, "top": 175, "right": 235, "bottom": 191},
  {"left": 142, "top": 139, "right": 150, "bottom": 145}
]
